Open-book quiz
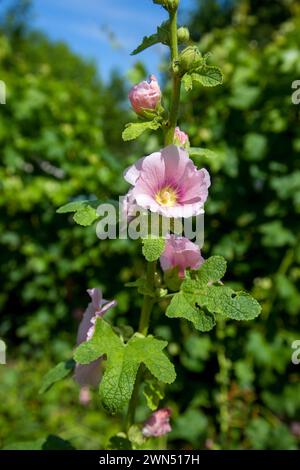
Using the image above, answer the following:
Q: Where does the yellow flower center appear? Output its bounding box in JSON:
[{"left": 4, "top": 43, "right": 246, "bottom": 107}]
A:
[{"left": 155, "top": 186, "right": 177, "bottom": 207}]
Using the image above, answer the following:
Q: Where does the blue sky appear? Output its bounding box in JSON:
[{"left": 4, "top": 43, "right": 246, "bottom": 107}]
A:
[{"left": 4, "top": 0, "right": 196, "bottom": 81}]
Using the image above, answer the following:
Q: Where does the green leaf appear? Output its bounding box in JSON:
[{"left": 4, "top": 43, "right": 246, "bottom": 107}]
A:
[
  {"left": 192, "top": 66, "right": 223, "bottom": 87},
  {"left": 166, "top": 256, "right": 261, "bottom": 329},
  {"left": 142, "top": 237, "right": 166, "bottom": 262},
  {"left": 131, "top": 21, "right": 169, "bottom": 56},
  {"left": 164, "top": 266, "right": 182, "bottom": 292},
  {"left": 56, "top": 201, "right": 88, "bottom": 213},
  {"left": 74, "top": 319, "right": 175, "bottom": 414},
  {"left": 131, "top": 33, "right": 160, "bottom": 56},
  {"left": 189, "top": 147, "right": 218, "bottom": 160},
  {"left": 182, "top": 73, "right": 193, "bottom": 91},
  {"left": 143, "top": 377, "right": 165, "bottom": 411},
  {"left": 195, "top": 255, "right": 227, "bottom": 285},
  {"left": 57, "top": 200, "right": 100, "bottom": 226},
  {"left": 39, "top": 359, "right": 75, "bottom": 394},
  {"left": 73, "top": 205, "right": 98, "bottom": 226},
  {"left": 166, "top": 291, "right": 216, "bottom": 332},
  {"left": 198, "top": 285, "right": 262, "bottom": 321},
  {"left": 122, "top": 120, "right": 161, "bottom": 142},
  {"left": 128, "top": 425, "right": 146, "bottom": 446}
]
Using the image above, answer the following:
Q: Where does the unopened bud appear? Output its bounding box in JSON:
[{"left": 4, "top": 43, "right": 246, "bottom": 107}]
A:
[
  {"left": 177, "top": 27, "right": 190, "bottom": 44},
  {"left": 153, "top": 0, "right": 179, "bottom": 12},
  {"left": 179, "top": 46, "right": 203, "bottom": 74},
  {"left": 174, "top": 126, "right": 190, "bottom": 148},
  {"left": 128, "top": 75, "right": 161, "bottom": 116}
]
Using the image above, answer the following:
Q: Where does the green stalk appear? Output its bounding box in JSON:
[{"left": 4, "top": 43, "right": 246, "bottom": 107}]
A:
[
  {"left": 125, "top": 261, "right": 157, "bottom": 431},
  {"left": 138, "top": 261, "right": 156, "bottom": 336},
  {"left": 165, "top": 8, "right": 181, "bottom": 145}
]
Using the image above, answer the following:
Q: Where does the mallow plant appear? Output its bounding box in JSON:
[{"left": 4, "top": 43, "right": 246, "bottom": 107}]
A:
[{"left": 41, "top": 0, "right": 261, "bottom": 449}]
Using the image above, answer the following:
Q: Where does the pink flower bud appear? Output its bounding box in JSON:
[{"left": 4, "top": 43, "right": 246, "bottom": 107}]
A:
[
  {"left": 174, "top": 126, "right": 189, "bottom": 148},
  {"left": 79, "top": 386, "right": 91, "bottom": 406},
  {"left": 160, "top": 234, "right": 204, "bottom": 278},
  {"left": 142, "top": 408, "right": 172, "bottom": 438},
  {"left": 128, "top": 75, "right": 161, "bottom": 115}
]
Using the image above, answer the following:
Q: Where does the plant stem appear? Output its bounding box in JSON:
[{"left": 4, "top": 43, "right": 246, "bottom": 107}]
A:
[
  {"left": 138, "top": 261, "right": 156, "bottom": 335},
  {"left": 125, "top": 261, "right": 157, "bottom": 431},
  {"left": 165, "top": 8, "right": 181, "bottom": 145}
]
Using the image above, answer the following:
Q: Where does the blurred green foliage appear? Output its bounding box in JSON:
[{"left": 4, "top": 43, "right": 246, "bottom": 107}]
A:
[{"left": 0, "top": 0, "right": 300, "bottom": 450}]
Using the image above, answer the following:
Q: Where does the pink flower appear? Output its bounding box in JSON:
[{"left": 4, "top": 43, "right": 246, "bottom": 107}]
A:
[
  {"left": 142, "top": 408, "right": 172, "bottom": 438},
  {"left": 129, "top": 75, "right": 161, "bottom": 115},
  {"left": 121, "top": 189, "right": 139, "bottom": 221},
  {"left": 74, "top": 288, "right": 116, "bottom": 387},
  {"left": 160, "top": 234, "right": 204, "bottom": 277},
  {"left": 79, "top": 386, "right": 91, "bottom": 406},
  {"left": 174, "top": 126, "right": 189, "bottom": 148},
  {"left": 123, "top": 145, "right": 210, "bottom": 218}
]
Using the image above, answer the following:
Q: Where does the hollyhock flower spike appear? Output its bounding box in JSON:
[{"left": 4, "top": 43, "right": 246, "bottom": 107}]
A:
[
  {"left": 74, "top": 288, "right": 116, "bottom": 387},
  {"left": 160, "top": 234, "right": 204, "bottom": 278},
  {"left": 174, "top": 126, "right": 189, "bottom": 148},
  {"left": 142, "top": 408, "right": 172, "bottom": 438},
  {"left": 123, "top": 144, "right": 210, "bottom": 218},
  {"left": 129, "top": 75, "right": 161, "bottom": 115}
]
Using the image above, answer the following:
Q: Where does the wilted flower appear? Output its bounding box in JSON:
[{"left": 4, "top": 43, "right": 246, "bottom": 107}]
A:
[
  {"left": 128, "top": 75, "right": 161, "bottom": 115},
  {"left": 174, "top": 126, "right": 189, "bottom": 148},
  {"left": 123, "top": 145, "right": 210, "bottom": 218},
  {"left": 142, "top": 408, "right": 172, "bottom": 437},
  {"left": 74, "top": 288, "right": 116, "bottom": 387},
  {"left": 160, "top": 234, "right": 204, "bottom": 277}
]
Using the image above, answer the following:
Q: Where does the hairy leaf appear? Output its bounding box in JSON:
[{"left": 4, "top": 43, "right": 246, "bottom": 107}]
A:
[
  {"left": 131, "top": 21, "right": 169, "bottom": 55},
  {"left": 131, "top": 33, "right": 160, "bottom": 56},
  {"left": 182, "top": 73, "right": 193, "bottom": 91},
  {"left": 142, "top": 238, "right": 166, "bottom": 262},
  {"left": 57, "top": 200, "right": 100, "bottom": 226},
  {"left": 192, "top": 66, "right": 223, "bottom": 87},
  {"left": 142, "top": 237, "right": 166, "bottom": 262},
  {"left": 166, "top": 256, "right": 261, "bottom": 329},
  {"left": 39, "top": 359, "right": 75, "bottom": 394},
  {"left": 74, "top": 319, "right": 175, "bottom": 414},
  {"left": 143, "top": 377, "right": 165, "bottom": 411},
  {"left": 122, "top": 120, "right": 161, "bottom": 142},
  {"left": 189, "top": 147, "right": 218, "bottom": 160},
  {"left": 166, "top": 291, "right": 216, "bottom": 331}
]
